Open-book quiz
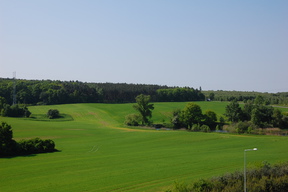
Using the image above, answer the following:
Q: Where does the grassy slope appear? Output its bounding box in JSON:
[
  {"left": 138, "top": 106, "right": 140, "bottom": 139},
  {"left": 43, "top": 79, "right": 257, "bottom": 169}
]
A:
[{"left": 0, "top": 102, "right": 288, "bottom": 192}]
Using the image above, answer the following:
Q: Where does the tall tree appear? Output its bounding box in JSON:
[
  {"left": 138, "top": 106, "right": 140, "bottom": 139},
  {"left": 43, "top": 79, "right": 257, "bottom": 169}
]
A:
[
  {"left": 133, "top": 94, "right": 154, "bottom": 125},
  {"left": 181, "top": 103, "right": 203, "bottom": 129},
  {"left": 0, "top": 122, "right": 17, "bottom": 156},
  {"left": 224, "top": 99, "right": 243, "bottom": 122},
  {"left": 242, "top": 100, "right": 254, "bottom": 121},
  {"left": 272, "top": 108, "right": 283, "bottom": 128},
  {"left": 251, "top": 105, "right": 274, "bottom": 127}
]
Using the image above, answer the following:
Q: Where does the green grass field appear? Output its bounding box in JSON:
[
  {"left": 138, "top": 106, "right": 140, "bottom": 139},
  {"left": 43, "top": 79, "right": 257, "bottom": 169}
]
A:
[{"left": 1, "top": 102, "right": 288, "bottom": 192}]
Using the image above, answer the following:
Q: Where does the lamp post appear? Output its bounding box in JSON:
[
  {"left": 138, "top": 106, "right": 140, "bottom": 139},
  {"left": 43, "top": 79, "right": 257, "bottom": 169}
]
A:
[{"left": 244, "top": 148, "right": 257, "bottom": 192}]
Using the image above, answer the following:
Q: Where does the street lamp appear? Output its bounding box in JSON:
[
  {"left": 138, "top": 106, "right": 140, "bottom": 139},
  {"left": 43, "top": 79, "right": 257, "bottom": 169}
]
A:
[{"left": 244, "top": 148, "right": 257, "bottom": 192}]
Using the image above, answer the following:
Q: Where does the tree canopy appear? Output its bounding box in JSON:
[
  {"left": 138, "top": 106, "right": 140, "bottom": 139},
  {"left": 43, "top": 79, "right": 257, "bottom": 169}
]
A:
[
  {"left": 47, "top": 109, "right": 60, "bottom": 119},
  {"left": 133, "top": 94, "right": 154, "bottom": 125},
  {"left": 224, "top": 99, "right": 243, "bottom": 122},
  {"left": 181, "top": 103, "right": 203, "bottom": 129}
]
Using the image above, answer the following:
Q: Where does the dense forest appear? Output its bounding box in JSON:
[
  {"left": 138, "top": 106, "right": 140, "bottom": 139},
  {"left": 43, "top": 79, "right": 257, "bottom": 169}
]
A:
[
  {"left": 0, "top": 78, "right": 204, "bottom": 105},
  {"left": 0, "top": 78, "right": 287, "bottom": 106}
]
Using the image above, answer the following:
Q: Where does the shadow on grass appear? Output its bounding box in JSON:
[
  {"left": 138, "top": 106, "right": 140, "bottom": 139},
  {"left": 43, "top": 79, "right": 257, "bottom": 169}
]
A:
[
  {"left": 27, "top": 114, "right": 74, "bottom": 121},
  {"left": 0, "top": 149, "right": 61, "bottom": 159}
]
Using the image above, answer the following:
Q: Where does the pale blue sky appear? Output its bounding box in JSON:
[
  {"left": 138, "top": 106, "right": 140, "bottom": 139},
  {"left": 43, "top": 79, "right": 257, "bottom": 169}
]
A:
[{"left": 1, "top": 0, "right": 287, "bottom": 92}]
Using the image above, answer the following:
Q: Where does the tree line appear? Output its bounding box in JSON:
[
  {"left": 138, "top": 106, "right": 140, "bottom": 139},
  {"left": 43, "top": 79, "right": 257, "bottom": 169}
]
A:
[
  {"left": 126, "top": 94, "right": 288, "bottom": 133},
  {"left": 203, "top": 90, "right": 288, "bottom": 105},
  {"left": 0, "top": 78, "right": 205, "bottom": 105},
  {"left": 2, "top": 78, "right": 287, "bottom": 106}
]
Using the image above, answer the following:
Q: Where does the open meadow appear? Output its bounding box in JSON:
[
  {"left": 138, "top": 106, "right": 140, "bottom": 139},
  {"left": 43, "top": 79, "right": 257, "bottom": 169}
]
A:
[{"left": 1, "top": 102, "right": 288, "bottom": 191}]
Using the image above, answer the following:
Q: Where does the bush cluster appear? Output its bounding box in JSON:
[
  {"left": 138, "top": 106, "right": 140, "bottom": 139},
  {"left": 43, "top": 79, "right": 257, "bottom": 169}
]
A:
[
  {"left": 0, "top": 104, "right": 31, "bottom": 117},
  {"left": 170, "top": 103, "right": 221, "bottom": 131},
  {"left": 18, "top": 138, "right": 55, "bottom": 155},
  {"left": 47, "top": 109, "right": 60, "bottom": 119},
  {"left": 0, "top": 122, "right": 56, "bottom": 157},
  {"left": 124, "top": 113, "right": 141, "bottom": 126},
  {"left": 224, "top": 99, "right": 288, "bottom": 131},
  {"left": 225, "top": 121, "right": 256, "bottom": 134}
]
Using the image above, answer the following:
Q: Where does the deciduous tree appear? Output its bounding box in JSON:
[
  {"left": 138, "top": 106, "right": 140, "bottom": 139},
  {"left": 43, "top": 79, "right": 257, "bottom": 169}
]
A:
[
  {"left": 224, "top": 99, "right": 243, "bottom": 122},
  {"left": 251, "top": 105, "right": 273, "bottom": 127},
  {"left": 133, "top": 94, "right": 154, "bottom": 125},
  {"left": 181, "top": 103, "right": 203, "bottom": 129}
]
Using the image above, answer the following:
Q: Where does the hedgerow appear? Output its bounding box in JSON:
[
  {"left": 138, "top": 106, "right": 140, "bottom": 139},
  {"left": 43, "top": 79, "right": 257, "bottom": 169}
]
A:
[{"left": 0, "top": 122, "right": 57, "bottom": 157}]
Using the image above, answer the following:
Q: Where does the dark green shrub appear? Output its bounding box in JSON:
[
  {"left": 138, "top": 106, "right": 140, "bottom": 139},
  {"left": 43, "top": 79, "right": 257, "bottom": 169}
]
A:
[
  {"left": 0, "top": 104, "right": 31, "bottom": 117},
  {"left": 47, "top": 109, "right": 60, "bottom": 119},
  {"left": 18, "top": 138, "right": 56, "bottom": 154},
  {"left": 203, "top": 110, "right": 217, "bottom": 130}
]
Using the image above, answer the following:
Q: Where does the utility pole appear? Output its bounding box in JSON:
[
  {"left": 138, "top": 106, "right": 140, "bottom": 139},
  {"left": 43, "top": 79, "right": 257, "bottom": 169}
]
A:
[{"left": 12, "top": 71, "right": 17, "bottom": 105}]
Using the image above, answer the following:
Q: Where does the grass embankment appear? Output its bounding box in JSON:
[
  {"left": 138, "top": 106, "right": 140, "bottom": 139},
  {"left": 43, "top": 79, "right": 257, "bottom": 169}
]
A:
[{"left": 0, "top": 102, "right": 288, "bottom": 192}]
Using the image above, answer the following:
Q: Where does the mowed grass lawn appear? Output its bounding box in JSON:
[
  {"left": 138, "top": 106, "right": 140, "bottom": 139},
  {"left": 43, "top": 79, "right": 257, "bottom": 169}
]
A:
[{"left": 1, "top": 102, "right": 288, "bottom": 192}]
